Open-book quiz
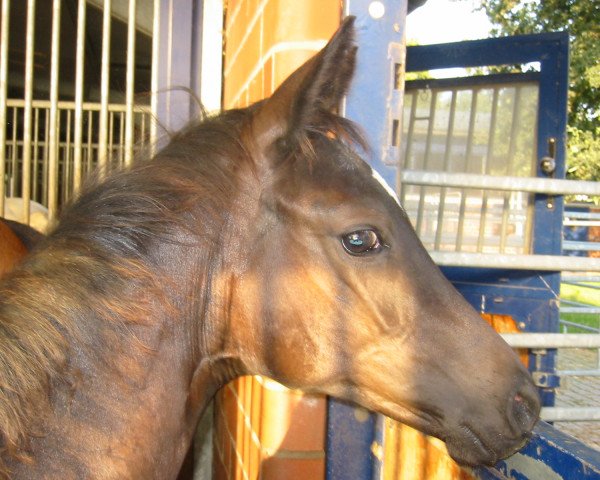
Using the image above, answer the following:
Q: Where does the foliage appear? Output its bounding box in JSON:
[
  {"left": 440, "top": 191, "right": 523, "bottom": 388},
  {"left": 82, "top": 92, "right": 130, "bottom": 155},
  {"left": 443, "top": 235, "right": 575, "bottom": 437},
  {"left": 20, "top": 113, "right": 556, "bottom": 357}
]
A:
[
  {"left": 478, "top": 0, "right": 600, "bottom": 132},
  {"left": 477, "top": 0, "right": 600, "bottom": 184},
  {"left": 566, "top": 126, "right": 600, "bottom": 181}
]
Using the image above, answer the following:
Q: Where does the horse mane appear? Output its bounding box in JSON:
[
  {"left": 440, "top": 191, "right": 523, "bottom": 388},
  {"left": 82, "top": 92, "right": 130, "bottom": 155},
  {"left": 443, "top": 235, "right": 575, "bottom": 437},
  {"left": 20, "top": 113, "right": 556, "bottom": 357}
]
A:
[{"left": 0, "top": 108, "right": 256, "bottom": 473}]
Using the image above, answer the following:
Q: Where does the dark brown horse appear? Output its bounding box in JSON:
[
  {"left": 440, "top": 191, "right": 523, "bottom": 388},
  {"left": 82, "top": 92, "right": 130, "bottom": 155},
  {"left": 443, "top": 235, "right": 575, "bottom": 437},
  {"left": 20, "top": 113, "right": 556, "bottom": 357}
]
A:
[{"left": 0, "top": 18, "right": 539, "bottom": 479}]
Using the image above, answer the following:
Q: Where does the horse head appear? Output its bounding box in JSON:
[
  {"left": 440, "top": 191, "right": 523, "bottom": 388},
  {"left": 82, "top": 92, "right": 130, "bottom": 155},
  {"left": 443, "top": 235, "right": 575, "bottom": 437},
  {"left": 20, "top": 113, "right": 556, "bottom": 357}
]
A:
[{"left": 214, "top": 17, "right": 540, "bottom": 466}]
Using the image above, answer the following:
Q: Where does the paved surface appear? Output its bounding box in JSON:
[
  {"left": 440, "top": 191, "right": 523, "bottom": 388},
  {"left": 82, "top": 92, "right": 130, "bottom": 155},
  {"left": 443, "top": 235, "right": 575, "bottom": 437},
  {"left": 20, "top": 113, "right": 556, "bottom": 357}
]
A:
[{"left": 554, "top": 348, "right": 600, "bottom": 451}]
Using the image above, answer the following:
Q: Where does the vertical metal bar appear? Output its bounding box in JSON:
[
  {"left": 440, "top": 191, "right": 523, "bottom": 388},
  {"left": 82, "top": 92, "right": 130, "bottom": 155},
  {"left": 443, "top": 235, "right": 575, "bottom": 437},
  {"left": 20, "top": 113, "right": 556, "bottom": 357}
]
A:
[
  {"left": 150, "top": 0, "right": 160, "bottom": 155},
  {"left": 108, "top": 110, "right": 114, "bottom": 170},
  {"left": 140, "top": 111, "right": 146, "bottom": 149},
  {"left": 456, "top": 89, "right": 479, "bottom": 251},
  {"left": 98, "top": 0, "right": 111, "bottom": 174},
  {"left": 119, "top": 111, "right": 125, "bottom": 166},
  {"left": 73, "top": 0, "right": 86, "bottom": 194},
  {"left": 10, "top": 106, "right": 17, "bottom": 196},
  {"left": 42, "top": 108, "right": 49, "bottom": 204},
  {"left": 20, "top": 0, "right": 36, "bottom": 223},
  {"left": 47, "top": 0, "right": 61, "bottom": 219},
  {"left": 165, "top": 0, "right": 174, "bottom": 131},
  {"left": 86, "top": 110, "right": 93, "bottom": 172},
  {"left": 0, "top": 0, "right": 9, "bottom": 216},
  {"left": 434, "top": 89, "right": 457, "bottom": 250},
  {"left": 476, "top": 87, "right": 499, "bottom": 252},
  {"left": 124, "top": 0, "right": 136, "bottom": 166},
  {"left": 415, "top": 90, "right": 437, "bottom": 237},
  {"left": 63, "top": 109, "right": 72, "bottom": 203},
  {"left": 33, "top": 106, "right": 39, "bottom": 202},
  {"left": 399, "top": 91, "right": 417, "bottom": 207},
  {"left": 499, "top": 86, "right": 522, "bottom": 253}
]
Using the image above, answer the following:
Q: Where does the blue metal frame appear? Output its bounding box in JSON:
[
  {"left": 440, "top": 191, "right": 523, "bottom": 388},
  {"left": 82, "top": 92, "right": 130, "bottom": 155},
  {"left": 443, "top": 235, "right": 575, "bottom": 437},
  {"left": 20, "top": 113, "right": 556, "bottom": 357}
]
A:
[{"left": 474, "top": 422, "right": 600, "bottom": 480}]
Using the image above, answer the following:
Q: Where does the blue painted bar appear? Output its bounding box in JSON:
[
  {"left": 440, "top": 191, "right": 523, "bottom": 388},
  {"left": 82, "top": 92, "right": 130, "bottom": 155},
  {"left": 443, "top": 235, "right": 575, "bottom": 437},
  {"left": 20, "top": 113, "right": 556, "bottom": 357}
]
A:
[
  {"left": 475, "top": 422, "right": 600, "bottom": 479},
  {"left": 344, "top": 0, "right": 407, "bottom": 187},
  {"left": 325, "top": 401, "right": 376, "bottom": 480}
]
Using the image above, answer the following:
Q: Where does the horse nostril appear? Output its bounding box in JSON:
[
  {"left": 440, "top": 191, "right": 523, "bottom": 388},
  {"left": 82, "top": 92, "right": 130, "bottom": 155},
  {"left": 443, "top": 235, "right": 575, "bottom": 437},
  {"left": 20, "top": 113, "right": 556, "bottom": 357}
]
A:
[{"left": 508, "top": 383, "right": 541, "bottom": 435}]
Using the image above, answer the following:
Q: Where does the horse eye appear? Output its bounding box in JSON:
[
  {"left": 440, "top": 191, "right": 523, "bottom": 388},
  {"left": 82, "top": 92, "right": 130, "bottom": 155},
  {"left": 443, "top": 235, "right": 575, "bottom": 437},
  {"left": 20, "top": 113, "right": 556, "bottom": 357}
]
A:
[{"left": 341, "top": 229, "right": 384, "bottom": 255}]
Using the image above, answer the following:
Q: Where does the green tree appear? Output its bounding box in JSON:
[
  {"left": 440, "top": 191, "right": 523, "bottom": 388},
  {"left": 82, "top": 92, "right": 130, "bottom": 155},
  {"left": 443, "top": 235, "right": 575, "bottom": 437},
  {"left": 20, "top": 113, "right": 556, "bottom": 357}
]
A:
[{"left": 478, "top": 0, "right": 600, "bottom": 183}]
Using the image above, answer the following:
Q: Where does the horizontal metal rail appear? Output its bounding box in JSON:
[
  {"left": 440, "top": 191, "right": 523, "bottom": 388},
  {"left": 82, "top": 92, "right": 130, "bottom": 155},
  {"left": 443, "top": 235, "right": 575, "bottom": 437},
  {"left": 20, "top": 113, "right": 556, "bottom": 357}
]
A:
[
  {"left": 430, "top": 251, "right": 600, "bottom": 271},
  {"left": 5, "top": 98, "right": 151, "bottom": 113},
  {"left": 401, "top": 170, "right": 600, "bottom": 196},
  {"left": 564, "top": 220, "right": 600, "bottom": 227},
  {"left": 559, "top": 320, "right": 600, "bottom": 333},
  {"left": 565, "top": 211, "right": 600, "bottom": 220},
  {"left": 540, "top": 407, "right": 600, "bottom": 422},
  {"left": 500, "top": 333, "right": 600, "bottom": 349},
  {"left": 564, "top": 241, "right": 600, "bottom": 252},
  {"left": 558, "top": 369, "right": 600, "bottom": 377},
  {"left": 562, "top": 281, "right": 600, "bottom": 290},
  {"left": 563, "top": 275, "right": 600, "bottom": 283},
  {"left": 561, "top": 307, "right": 600, "bottom": 314}
]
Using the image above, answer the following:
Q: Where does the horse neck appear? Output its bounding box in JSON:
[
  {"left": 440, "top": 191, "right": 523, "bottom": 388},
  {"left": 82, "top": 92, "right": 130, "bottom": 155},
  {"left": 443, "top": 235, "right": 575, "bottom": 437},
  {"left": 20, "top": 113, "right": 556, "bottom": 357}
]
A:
[{"left": 2, "top": 241, "right": 213, "bottom": 479}]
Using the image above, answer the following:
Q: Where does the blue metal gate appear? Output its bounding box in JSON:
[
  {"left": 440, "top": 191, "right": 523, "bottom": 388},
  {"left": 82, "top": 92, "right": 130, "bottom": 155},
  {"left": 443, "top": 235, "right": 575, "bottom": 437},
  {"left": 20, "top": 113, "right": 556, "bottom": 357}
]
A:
[{"left": 327, "top": 1, "right": 600, "bottom": 478}]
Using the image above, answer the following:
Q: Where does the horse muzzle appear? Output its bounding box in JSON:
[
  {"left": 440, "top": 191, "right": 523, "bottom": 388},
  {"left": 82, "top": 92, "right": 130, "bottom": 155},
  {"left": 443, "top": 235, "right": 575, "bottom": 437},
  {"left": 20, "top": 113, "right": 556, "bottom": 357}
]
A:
[{"left": 445, "top": 376, "right": 541, "bottom": 466}]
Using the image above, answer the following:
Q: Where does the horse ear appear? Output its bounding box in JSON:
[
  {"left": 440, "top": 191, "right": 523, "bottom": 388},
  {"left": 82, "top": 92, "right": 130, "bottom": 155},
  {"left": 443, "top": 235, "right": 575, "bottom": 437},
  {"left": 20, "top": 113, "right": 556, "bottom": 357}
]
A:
[{"left": 250, "top": 16, "right": 357, "bottom": 153}]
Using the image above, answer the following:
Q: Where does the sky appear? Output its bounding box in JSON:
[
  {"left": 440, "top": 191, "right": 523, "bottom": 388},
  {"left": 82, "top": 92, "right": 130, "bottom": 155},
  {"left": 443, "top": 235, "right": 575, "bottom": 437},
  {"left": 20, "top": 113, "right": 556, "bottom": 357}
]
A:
[{"left": 406, "top": 0, "right": 493, "bottom": 45}]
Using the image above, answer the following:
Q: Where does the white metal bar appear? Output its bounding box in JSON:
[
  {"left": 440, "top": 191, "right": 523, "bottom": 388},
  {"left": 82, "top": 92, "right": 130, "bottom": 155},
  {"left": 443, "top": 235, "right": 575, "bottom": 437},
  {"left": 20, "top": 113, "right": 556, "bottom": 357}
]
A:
[
  {"left": 47, "top": 0, "right": 61, "bottom": 219},
  {"left": 5, "top": 98, "right": 150, "bottom": 113},
  {"left": 562, "top": 275, "right": 600, "bottom": 283},
  {"left": 565, "top": 211, "right": 600, "bottom": 220},
  {"left": 42, "top": 109, "right": 49, "bottom": 203},
  {"left": 540, "top": 407, "right": 600, "bottom": 422},
  {"left": 118, "top": 111, "right": 124, "bottom": 166},
  {"left": 86, "top": 110, "right": 93, "bottom": 172},
  {"left": 560, "top": 306, "right": 600, "bottom": 314},
  {"left": 415, "top": 90, "right": 437, "bottom": 236},
  {"left": 431, "top": 251, "right": 600, "bottom": 271},
  {"left": 500, "top": 333, "right": 600, "bottom": 349},
  {"left": 98, "top": 0, "right": 112, "bottom": 174},
  {"left": 10, "top": 106, "right": 16, "bottom": 196},
  {"left": 500, "top": 86, "right": 523, "bottom": 253},
  {"left": 563, "top": 241, "right": 600, "bottom": 252},
  {"left": 434, "top": 90, "right": 457, "bottom": 250},
  {"left": 456, "top": 90, "right": 479, "bottom": 251},
  {"left": 150, "top": 0, "right": 160, "bottom": 155},
  {"left": 21, "top": 0, "right": 36, "bottom": 223},
  {"left": 73, "top": 0, "right": 86, "bottom": 193},
  {"left": 558, "top": 370, "right": 600, "bottom": 377},
  {"left": 124, "top": 0, "right": 136, "bottom": 166},
  {"left": 32, "top": 107, "right": 40, "bottom": 201},
  {"left": 477, "top": 87, "right": 499, "bottom": 253},
  {"left": 564, "top": 220, "right": 600, "bottom": 227},
  {"left": 0, "top": 0, "right": 9, "bottom": 216},
  {"left": 401, "top": 170, "right": 600, "bottom": 196}
]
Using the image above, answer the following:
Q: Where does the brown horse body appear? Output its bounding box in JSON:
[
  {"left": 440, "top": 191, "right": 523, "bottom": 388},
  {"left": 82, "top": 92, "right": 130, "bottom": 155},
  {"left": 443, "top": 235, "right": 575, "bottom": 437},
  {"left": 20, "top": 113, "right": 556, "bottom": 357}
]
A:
[{"left": 0, "top": 19, "right": 539, "bottom": 479}]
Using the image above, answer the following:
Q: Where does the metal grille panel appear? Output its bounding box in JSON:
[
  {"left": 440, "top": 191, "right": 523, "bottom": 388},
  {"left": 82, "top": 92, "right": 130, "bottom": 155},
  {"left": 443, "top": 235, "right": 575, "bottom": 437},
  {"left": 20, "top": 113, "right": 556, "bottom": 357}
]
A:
[{"left": 400, "top": 81, "right": 539, "bottom": 254}]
